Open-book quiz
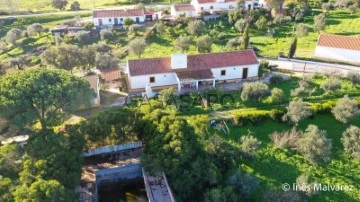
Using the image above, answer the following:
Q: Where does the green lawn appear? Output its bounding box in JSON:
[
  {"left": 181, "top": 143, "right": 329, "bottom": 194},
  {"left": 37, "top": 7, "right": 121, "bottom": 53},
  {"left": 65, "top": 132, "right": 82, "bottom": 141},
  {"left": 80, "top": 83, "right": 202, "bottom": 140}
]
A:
[{"left": 208, "top": 112, "right": 360, "bottom": 202}]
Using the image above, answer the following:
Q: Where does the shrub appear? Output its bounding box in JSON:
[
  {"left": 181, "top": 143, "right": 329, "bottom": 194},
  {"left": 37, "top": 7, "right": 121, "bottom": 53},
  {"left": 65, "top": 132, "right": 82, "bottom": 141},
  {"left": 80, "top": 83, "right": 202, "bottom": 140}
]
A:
[
  {"left": 241, "top": 82, "right": 270, "bottom": 102},
  {"left": 332, "top": 95, "right": 360, "bottom": 123},
  {"left": 128, "top": 38, "right": 146, "bottom": 58},
  {"left": 240, "top": 135, "right": 261, "bottom": 156},
  {"left": 310, "top": 100, "right": 336, "bottom": 114},
  {"left": 232, "top": 109, "right": 284, "bottom": 126},
  {"left": 290, "top": 86, "right": 308, "bottom": 97},
  {"left": 83, "top": 22, "right": 94, "bottom": 31},
  {"left": 27, "top": 23, "right": 44, "bottom": 36},
  {"left": 273, "top": 15, "right": 292, "bottom": 25},
  {"left": 70, "top": 1, "right": 80, "bottom": 11},
  {"left": 197, "top": 35, "right": 212, "bottom": 53},
  {"left": 209, "top": 29, "right": 218, "bottom": 36},
  {"left": 158, "top": 88, "right": 175, "bottom": 105},
  {"left": 174, "top": 35, "right": 191, "bottom": 52},
  {"left": 297, "top": 125, "right": 332, "bottom": 166},
  {"left": 346, "top": 71, "right": 360, "bottom": 86},
  {"left": 269, "top": 127, "right": 300, "bottom": 149},
  {"left": 270, "top": 88, "right": 285, "bottom": 103},
  {"left": 100, "top": 29, "right": 112, "bottom": 41},
  {"left": 269, "top": 75, "right": 284, "bottom": 85},
  {"left": 187, "top": 20, "right": 205, "bottom": 36},
  {"left": 235, "top": 19, "right": 247, "bottom": 32},
  {"left": 75, "top": 31, "right": 90, "bottom": 44},
  {"left": 320, "top": 78, "right": 342, "bottom": 93},
  {"left": 342, "top": 125, "right": 360, "bottom": 159},
  {"left": 296, "top": 174, "right": 318, "bottom": 196},
  {"left": 282, "top": 100, "right": 311, "bottom": 125},
  {"left": 217, "top": 33, "right": 227, "bottom": 40},
  {"left": 226, "top": 38, "right": 241, "bottom": 49},
  {"left": 5, "top": 28, "right": 22, "bottom": 45},
  {"left": 123, "top": 18, "right": 135, "bottom": 27},
  {"left": 155, "top": 23, "right": 165, "bottom": 34},
  {"left": 259, "top": 59, "right": 269, "bottom": 69}
]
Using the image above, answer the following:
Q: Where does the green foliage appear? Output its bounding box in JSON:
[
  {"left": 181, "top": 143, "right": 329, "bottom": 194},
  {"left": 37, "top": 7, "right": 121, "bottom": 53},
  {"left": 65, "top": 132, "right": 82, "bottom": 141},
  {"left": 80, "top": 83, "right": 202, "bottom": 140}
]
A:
[
  {"left": 332, "top": 95, "right": 360, "bottom": 123},
  {"left": 95, "top": 53, "right": 118, "bottom": 70},
  {"left": 241, "top": 82, "right": 270, "bottom": 102},
  {"left": 204, "top": 186, "right": 237, "bottom": 202},
  {"left": 83, "top": 22, "right": 94, "bottom": 31},
  {"left": 342, "top": 125, "right": 360, "bottom": 159},
  {"left": 297, "top": 125, "right": 332, "bottom": 166},
  {"left": 155, "top": 23, "right": 165, "bottom": 34},
  {"left": 27, "top": 23, "right": 44, "bottom": 36},
  {"left": 197, "top": 35, "right": 213, "bottom": 53},
  {"left": 255, "top": 16, "right": 268, "bottom": 30},
  {"left": 128, "top": 37, "right": 146, "bottom": 58},
  {"left": 269, "top": 75, "right": 284, "bottom": 85},
  {"left": 51, "top": 0, "right": 68, "bottom": 10},
  {"left": 226, "top": 37, "right": 241, "bottom": 49},
  {"left": 346, "top": 71, "right": 360, "bottom": 86},
  {"left": 100, "top": 29, "right": 112, "bottom": 41},
  {"left": 288, "top": 36, "right": 297, "bottom": 58},
  {"left": 187, "top": 20, "right": 205, "bottom": 36},
  {"left": 235, "top": 19, "right": 247, "bottom": 32},
  {"left": 41, "top": 44, "right": 83, "bottom": 72},
  {"left": 270, "top": 88, "right": 286, "bottom": 103},
  {"left": 70, "top": 1, "right": 80, "bottom": 11},
  {"left": 240, "top": 135, "right": 261, "bottom": 156},
  {"left": 75, "top": 31, "right": 90, "bottom": 44},
  {"left": 320, "top": 77, "right": 342, "bottom": 93},
  {"left": 158, "top": 88, "right": 175, "bottom": 105},
  {"left": 174, "top": 35, "right": 191, "bottom": 52},
  {"left": 240, "top": 24, "right": 250, "bottom": 50},
  {"left": 282, "top": 100, "right": 312, "bottom": 125},
  {"left": 0, "top": 68, "right": 94, "bottom": 130},
  {"left": 314, "top": 14, "right": 326, "bottom": 33},
  {"left": 269, "top": 127, "right": 300, "bottom": 148},
  {"left": 123, "top": 18, "right": 135, "bottom": 27},
  {"left": 217, "top": 33, "right": 227, "bottom": 40},
  {"left": 232, "top": 109, "right": 284, "bottom": 126},
  {"left": 296, "top": 23, "right": 309, "bottom": 37},
  {"left": 5, "top": 28, "right": 22, "bottom": 45}
]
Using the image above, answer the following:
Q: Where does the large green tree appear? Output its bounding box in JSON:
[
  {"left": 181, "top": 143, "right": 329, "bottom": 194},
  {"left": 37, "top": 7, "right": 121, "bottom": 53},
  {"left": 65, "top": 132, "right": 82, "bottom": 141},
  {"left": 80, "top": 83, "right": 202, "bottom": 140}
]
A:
[
  {"left": 41, "top": 44, "right": 82, "bottom": 72},
  {"left": 0, "top": 68, "right": 94, "bottom": 130}
]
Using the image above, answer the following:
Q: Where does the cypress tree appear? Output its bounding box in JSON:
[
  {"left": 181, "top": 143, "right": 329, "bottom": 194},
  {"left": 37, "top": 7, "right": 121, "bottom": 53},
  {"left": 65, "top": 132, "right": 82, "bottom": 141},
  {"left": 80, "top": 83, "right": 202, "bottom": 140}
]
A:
[{"left": 288, "top": 36, "right": 297, "bottom": 58}]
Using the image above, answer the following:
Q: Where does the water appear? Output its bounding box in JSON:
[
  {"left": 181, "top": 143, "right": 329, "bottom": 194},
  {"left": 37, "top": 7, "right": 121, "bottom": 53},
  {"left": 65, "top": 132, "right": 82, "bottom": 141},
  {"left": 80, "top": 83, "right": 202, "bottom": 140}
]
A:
[{"left": 98, "top": 178, "right": 148, "bottom": 202}]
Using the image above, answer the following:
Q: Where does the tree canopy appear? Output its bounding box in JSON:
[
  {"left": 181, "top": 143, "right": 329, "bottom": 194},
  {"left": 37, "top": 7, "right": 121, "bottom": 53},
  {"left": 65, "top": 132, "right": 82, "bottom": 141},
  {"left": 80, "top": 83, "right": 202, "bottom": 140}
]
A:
[{"left": 0, "top": 68, "right": 94, "bottom": 130}]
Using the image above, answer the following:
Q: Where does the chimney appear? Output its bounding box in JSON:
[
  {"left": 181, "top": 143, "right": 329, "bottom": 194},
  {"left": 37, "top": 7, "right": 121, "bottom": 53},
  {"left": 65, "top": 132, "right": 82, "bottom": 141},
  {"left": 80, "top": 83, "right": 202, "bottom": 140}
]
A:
[{"left": 171, "top": 54, "right": 187, "bottom": 69}]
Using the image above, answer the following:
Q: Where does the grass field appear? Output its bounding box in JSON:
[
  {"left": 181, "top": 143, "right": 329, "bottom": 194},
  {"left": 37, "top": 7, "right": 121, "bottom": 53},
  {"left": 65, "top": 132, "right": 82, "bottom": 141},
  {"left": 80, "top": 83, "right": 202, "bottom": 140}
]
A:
[{"left": 206, "top": 111, "right": 360, "bottom": 201}]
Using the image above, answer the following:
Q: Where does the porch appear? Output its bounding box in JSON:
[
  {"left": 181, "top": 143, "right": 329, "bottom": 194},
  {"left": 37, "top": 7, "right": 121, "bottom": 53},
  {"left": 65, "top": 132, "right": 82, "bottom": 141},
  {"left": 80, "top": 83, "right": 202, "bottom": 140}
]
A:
[{"left": 175, "top": 69, "right": 215, "bottom": 92}]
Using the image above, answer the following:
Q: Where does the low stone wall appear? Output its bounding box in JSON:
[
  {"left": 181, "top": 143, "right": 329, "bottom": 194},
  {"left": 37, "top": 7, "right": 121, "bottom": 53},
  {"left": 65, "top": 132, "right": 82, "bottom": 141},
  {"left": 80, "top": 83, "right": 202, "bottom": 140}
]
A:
[{"left": 83, "top": 142, "right": 142, "bottom": 157}]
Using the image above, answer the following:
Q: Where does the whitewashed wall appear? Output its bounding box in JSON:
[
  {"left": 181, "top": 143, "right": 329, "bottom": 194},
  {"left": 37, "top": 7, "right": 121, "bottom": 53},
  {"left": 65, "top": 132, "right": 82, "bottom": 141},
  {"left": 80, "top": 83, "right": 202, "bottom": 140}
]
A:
[
  {"left": 315, "top": 46, "right": 360, "bottom": 64},
  {"left": 129, "top": 73, "right": 178, "bottom": 90},
  {"left": 191, "top": 0, "right": 256, "bottom": 12},
  {"left": 93, "top": 16, "right": 145, "bottom": 26},
  {"left": 211, "top": 64, "right": 259, "bottom": 80},
  {"left": 83, "top": 142, "right": 142, "bottom": 157},
  {"left": 171, "top": 6, "right": 197, "bottom": 17}
]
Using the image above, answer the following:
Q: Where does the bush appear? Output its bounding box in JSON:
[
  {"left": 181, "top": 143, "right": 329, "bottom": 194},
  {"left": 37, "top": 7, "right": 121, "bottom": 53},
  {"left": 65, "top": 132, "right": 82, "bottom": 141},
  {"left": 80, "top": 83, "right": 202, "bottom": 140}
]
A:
[
  {"left": 270, "top": 88, "right": 285, "bottom": 103},
  {"left": 332, "top": 95, "right": 360, "bottom": 123},
  {"left": 290, "top": 86, "right": 308, "bottom": 97},
  {"left": 297, "top": 125, "right": 332, "bottom": 166},
  {"left": 282, "top": 100, "right": 311, "bottom": 125},
  {"left": 70, "top": 1, "right": 80, "bottom": 11},
  {"left": 155, "top": 23, "right": 165, "bottom": 34},
  {"left": 269, "top": 75, "right": 284, "bottom": 85},
  {"left": 217, "top": 33, "right": 227, "bottom": 40},
  {"left": 346, "top": 71, "right": 360, "bottom": 86},
  {"left": 209, "top": 29, "right": 218, "bottom": 36},
  {"left": 5, "top": 28, "right": 22, "bottom": 45},
  {"left": 342, "top": 125, "right": 360, "bottom": 159},
  {"left": 310, "top": 100, "right": 336, "bottom": 114},
  {"left": 187, "top": 20, "right": 205, "bottom": 36},
  {"left": 123, "top": 18, "right": 135, "bottom": 27},
  {"left": 232, "top": 109, "right": 284, "bottom": 126},
  {"left": 75, "top": 31, "right": 90, "bottom": 44},
  {"left": 241, "top": 82, "right": 270, "bottom": 102},
  {"left": 234, "top": 19, "right": 247, "bottom": 32},
  {"left": 174, "top": 35, "right": 191, "bottom": 52},
  {"left": 269, "top": 127, "right": 300, "bottom": 149},
  {"left": 226, "top": 38, "right": 241, "bottom": 49},
  {"left": 83, "top": 22, "right": 94, "bottom": 31},
  {"left": 27, "top": 23, "right": 44, "bottom": 36},
  {"left": 273, "top": 15, "right": 292, "bottom": 25},
  {"left": 240, "top": 135, "right": 261, "bottom": 156},
  {"left": 259, "top": 59, "right": 269, "bottom": 69},
  {"left": 197, "top": 35, "right": 212, "bottom": 53},
  {"left": 320, "top": 78, "right": 342, "bottom": 93},
  {"left": 100, "top": 29, "right": 112, "bottom": 41}
]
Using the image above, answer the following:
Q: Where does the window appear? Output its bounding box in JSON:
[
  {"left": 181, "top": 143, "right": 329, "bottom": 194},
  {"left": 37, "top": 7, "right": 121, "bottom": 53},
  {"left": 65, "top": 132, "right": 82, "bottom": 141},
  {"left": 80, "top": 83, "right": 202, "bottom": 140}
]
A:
[
  {"left": 109, "top": 18, "right": 112, "bottom": 22},
  {"left": 149, "top": 77, "right": 155, "bottom": 83},
  {"left": 210, "top": 6, "right": 214, "bottom": 9},
  {"left": 120, "top": 18, "right": 123, "bottom": 21},
  {"left": 201, "top": 7, "right": 204, "bottom": 10},
  {"left": 221, "top": 70, "right": 226, "bottom": 76}
]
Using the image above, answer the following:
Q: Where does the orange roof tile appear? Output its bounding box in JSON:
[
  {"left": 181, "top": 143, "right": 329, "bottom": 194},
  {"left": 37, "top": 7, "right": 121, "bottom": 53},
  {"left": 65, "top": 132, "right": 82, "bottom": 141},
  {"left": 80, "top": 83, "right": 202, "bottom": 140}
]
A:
[
  {"left": 93, "top": 9, "right": 144, "bottom": 18},
  {"left": 317, "top": 34, "right": 360, "bottom": 51},
  {"left": 174, "top": 4, "right": 196, "bottom": 11}
]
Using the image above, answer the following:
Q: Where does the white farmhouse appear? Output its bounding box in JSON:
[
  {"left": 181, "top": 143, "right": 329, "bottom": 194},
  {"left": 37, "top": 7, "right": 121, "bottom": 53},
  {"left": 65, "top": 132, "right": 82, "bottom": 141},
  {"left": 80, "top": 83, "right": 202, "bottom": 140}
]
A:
[
  {"left": 190, "top": 0, "right": 257, "bottom": 14},
  {"left": 315, "top": 34, "right": 360, "bottom": 65},
  {"left": 171, "top": 4, "right": 198, "bottom": 18},
  {"left": 93, "top": 8, "right": 145, "bottom": 28},
  {"left": 127, "top": 50, "right": 259, "bottom": 92}
]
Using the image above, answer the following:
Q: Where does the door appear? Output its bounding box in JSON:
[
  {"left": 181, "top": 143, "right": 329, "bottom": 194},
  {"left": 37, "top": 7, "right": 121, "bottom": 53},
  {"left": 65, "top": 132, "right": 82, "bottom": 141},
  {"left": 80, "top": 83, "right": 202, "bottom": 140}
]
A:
[
  {"left": 98, "top": 19, "right": 102, "bottom": 26},
  {"left": 242, "top": 68, "right": 248, "bottom": 79},
  {"left": 114, "top": 18, "right": 118, "bottom": 25},
  {"left": 136, "top": 17, "right": 140, "bottom": 23}
]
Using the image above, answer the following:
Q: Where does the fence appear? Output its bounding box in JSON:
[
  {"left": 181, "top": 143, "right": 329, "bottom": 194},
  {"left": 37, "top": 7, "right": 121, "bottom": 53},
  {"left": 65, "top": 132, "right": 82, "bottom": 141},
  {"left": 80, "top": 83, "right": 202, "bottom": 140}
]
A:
[{"left": 83, "top": 141, "right": 142, "bottom": 157}]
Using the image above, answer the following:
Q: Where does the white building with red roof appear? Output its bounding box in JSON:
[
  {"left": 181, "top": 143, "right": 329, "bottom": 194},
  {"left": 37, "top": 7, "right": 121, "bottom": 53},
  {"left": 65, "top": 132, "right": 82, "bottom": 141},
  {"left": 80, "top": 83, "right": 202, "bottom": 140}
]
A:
[
  {"left": 93, "top": 8, "right": 146, "bottom": 27},
  {"left": 315, "top": 34, "right": 360, "bottom": 64},
  {"left": 126, "top": 50, "right": 259, "bottom": 92},
  {"left": 171, "top": 4, "right": 198, "bottom": 18},
  {"left": 190, "top": 0, "right": 257, "bottom": 14}
]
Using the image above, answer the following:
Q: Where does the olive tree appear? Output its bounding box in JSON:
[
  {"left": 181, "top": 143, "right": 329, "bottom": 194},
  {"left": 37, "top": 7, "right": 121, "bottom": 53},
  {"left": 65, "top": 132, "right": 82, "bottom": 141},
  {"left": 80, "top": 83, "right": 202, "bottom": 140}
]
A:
[
  {"left": 320, "top": 77, "right": 342, "bottom": 93},
  {"left": 174, "top": 35, "right": 191, "bottom": 53},
  {"left": 270, "top": 88, "right": 285, "bottom": 103},
  {"left": 51, "top": 0, "right": 68, "bottom": 10},
  {"left": 197, "top": 35, "right": 213, "bottom": 53},
  {"left": 241, "top": 82, "right": 270, "bottom": 102},
  {"left": 27, "top": 23, "right": 45, "bottom": 36},
  {"left": 297, "top": 125, "right": 332, "bottom": 166},
  {"left": 342, "top": 125, "right": 360, "bottom": 159},
  {"left": 332, "top": 95, "right": 360, "bottom": 123},
  {"left": 346, "top": 71, "right": 360, "bottom": 86},
  {"left": 4, "top": 28, "right": 22, "bottom": 45},
  {"left": 187, "top": 20, "right": 205, "bottom": 36},
  {"left": 282, "top": 100, "right": 311, "bottom": 125},
  {"left": 128, "top": 38, "right": 147, "bottom": 58},
  {"left": 100, "top": 29, "right": 112, "bottom": 41},
  {"left": 75, "top": 31, "right": 91, "bottom": 44},
  {"left": 314, "top": 14, "right": 326, "bottom": 33},
  {"left": 240, "top": 135, "right": 261, "bottom": 156}
]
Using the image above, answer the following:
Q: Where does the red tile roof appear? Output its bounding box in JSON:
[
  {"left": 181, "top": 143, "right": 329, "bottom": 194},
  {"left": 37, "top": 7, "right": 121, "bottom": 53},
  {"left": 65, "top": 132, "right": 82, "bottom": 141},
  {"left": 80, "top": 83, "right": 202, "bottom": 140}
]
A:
[
  {"left": 177, "top": 69, "right": 214, "bottom": 81},
  {"left": 174, "top": 4, "right": 196, "bottom": 12},
  {"left": 317, "top": 34, "right": 360, "bottom": 51},
  {"left": 93, "top": 9, "right": 144, "bottom": 18},
  {"left": 101, "top": 68, "right": 121, "bottom": 81},
  {"left": 128, "top": 50, "right": 258, "bottom": 76}
]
